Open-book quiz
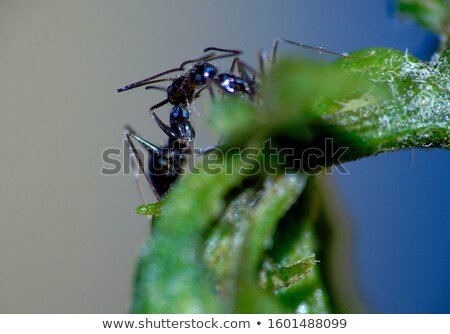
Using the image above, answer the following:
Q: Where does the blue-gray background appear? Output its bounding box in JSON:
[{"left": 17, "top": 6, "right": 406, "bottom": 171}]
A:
[{"left": 0, "top": 0, "right": 448, "bottom": 313}]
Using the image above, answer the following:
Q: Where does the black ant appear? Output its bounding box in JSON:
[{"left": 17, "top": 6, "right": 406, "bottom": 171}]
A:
[{"left": 120, "top": 39, "right": 353, "bottom": 204}]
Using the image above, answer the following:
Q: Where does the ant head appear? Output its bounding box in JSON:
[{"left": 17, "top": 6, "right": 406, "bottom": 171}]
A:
[
  {"left": 170, "top": 106, "right": 195, "bottom": 143},
  {"left": 190, "top": 63, "right": 217, "bottom": 85}
]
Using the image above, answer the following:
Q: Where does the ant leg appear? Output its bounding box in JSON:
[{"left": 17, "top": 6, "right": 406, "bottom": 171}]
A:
[
  {"left": 124, "top": 125, "right": 162, "bottom": 202},
  {"left": 207, "top": 85, "right": 216, "bottom": 101},
  {"left": 124, "top": 135, "right": 154, "bottom": 229},
  {"left": 148, "top": 109, "right": 180, "bottom": 141},
  {"left": 237, "top": 59, "right": 256, "bottom": 77},
  {"left": 231, "top": 57, "right": 257, "bottom": 83},
  {"left": 144, "top": 85, "right": 166, "bottom": 92},
  {"left": 178, "top": 49, "right": 239, "bottom": 68},
  {"left": 150, "top": 98, "right": 170, "bottom": 111},
  {"left": 257, "top": 49, "right": 271, "bottom": 76},
  {"left": 192, "top": 86, "right": 208, "bottom": 102},
  {"left": 178, "top": 52, "right": 218, "bottom": 68},
  {"left": 271, "top": 38, "right": 351, "bottom": 65},
  {"left": 228, "top": 57, "right": 239, "bottom": 74},
  {"left": 124, "top": 130, "right": 149, "bottom": 207}
]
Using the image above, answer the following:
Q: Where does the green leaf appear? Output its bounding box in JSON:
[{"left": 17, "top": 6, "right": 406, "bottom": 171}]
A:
[
  {"left": 212, "top": 48, "right": 450, "bottom": 159},
  {"left": 136, "top": 201, "right": 163, "bottom": 216},
  {"left": 131, "top": 42, "right": 449, "bottom": 314},
  {"left": 203, "top": 174, "right": 309, "bottom": 313},
  {"left": 397, "top": 0, "right": 450, "bottom": 35},
  {"left": 330, "top": 48, "right": 450, "bottom": 151},
  {"left": 131, "top": 155, "right": 248, "bottom": 313},
  {"left": 260, "top": 256, "right": 316, "bottom": 291}
]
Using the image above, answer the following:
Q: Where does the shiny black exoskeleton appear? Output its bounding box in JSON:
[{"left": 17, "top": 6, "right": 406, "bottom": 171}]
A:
[
  {"left": 149, "top": 105, "right": 195, "bottom": 145},
  {"left": 216, "top": 73, "right": 255, "bottom": 96},
  {"left": 159, "top": 62, "right": 218, "bottom": 109},
  {"left": 147, "top": 139, "right": 188, "bottom": 199},
  {"left": 125, "top": 105, "right": 194, "bottom": 200},
  {"left": 168, "top": 106, "right": 195, "bottom": 143}
]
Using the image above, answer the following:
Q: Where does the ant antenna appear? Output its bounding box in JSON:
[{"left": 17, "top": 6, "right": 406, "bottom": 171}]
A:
[
  {"left": 203, "top": 47, "right": 241, "bottom": 54},
  {"left": 118, "top": 68, "right": 184, "bottom": 92},
  {"left": 271, "top": 38, "right": 351, "bottom": 65},
  {"left": 118, "top": 52, "right": 218, "bottom": 93},
  {"left": 178, "top": 52, "right": 217, "bottom": 68},
  {"left": 202, "top": 47, "right": 242, "bottom": 62}
]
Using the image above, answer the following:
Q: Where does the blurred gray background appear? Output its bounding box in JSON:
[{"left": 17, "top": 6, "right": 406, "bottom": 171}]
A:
[{"left": 1, "top": 0, "right": 448, "bottom": 313}]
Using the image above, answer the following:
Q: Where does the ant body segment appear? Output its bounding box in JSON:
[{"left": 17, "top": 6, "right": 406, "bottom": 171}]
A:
[
  {"left": 151, "top": 105, "right": 195, "bottom": 144},
  {"left": 124, "top": 105, "right": 194, "bottom": 201}
]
